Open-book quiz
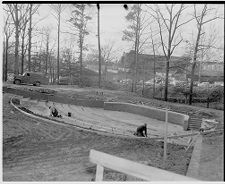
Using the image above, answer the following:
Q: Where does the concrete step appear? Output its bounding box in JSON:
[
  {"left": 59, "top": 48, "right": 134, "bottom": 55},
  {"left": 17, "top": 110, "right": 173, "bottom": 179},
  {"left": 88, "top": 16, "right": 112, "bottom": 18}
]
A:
[
  {"left": 188, "top": 116, "right": 202, "bottom": 130},
  {"left": 21, "top": 97, "right": 31, "bottom": 102},
  {"left": 189, "top": 119, "right": 202, "bottom": 122},
  {"left": 189, "top": 124, "right": 201, "bottom": 127}
]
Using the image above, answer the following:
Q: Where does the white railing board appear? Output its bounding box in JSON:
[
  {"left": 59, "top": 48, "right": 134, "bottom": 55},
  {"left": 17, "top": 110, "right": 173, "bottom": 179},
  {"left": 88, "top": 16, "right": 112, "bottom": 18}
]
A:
[{"left": 89, "top": 149, "right": 198, "bottom": 181}]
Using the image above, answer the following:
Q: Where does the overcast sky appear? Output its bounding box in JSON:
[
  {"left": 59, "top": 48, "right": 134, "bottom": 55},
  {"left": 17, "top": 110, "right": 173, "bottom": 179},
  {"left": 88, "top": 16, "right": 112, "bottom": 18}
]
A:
[{"left": 3, "top": 3, "right": 224, "bottom": 61}]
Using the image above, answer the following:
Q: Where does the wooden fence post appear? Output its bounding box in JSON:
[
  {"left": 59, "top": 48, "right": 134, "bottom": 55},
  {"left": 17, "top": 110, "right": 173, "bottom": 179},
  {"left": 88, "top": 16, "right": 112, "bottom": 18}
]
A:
[
  {"left": 95, "top": 164, "right": 104, "bottom": 181},
  {"left": 163, "top": 106, "right": 168, "bottom": 168}
]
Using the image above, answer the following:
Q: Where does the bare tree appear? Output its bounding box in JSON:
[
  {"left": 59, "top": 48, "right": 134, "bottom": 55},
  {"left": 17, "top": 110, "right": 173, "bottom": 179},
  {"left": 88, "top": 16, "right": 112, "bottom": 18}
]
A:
[
  {"left": 37, "top": 27, "right": 51, "bottom": 75},
  {"left": 122, "top": 4, "right": 149, "bottom": 92},
  {"left": 20, "top": 11, "right": 30, "bottom": 74},
  {"left": 61, "top": 43, "right": 73, "bottom": 84},
  {"left": 48, "top": 47, "right": 56, "bottom": 84},
  {"left": 87, "top": 42, "right": 116, "bottom": 81},
  {"left": 67, "top": 4, "right": 91, "bottom": 87},
  {"left": 27, "top": 4, "right": 32, "bottom": 71},
  {"left": 3, "top": 13, "right": 14, "bottom": 81},
  {"left": 27, "top": 4, "right": 39, "bottom": 72},
  {"left": 149, "top": 4, "right": 193, "bottom": 101},
  {"left": 101, "top": 42, "right": 116, "bottom": 81},
  {"left": 97, "top": 4, "right": 101, "bottom": 88},
  {"left": 196, "top": 27, "right": 217, "bottom": 82},
  {"left": 188, "top": 4, "right": 223, "bottom": 104},
  {"left": 149, "top": 26, "right": 160, "bottom": 98},
  {"left": 51, "top": 4, "right": 65, "bottom": 84},
  {"left": 45, "top": 30, "right": 50, "bottom": 75},
  {"left": 6, "top": 4, "right": 30, "bottom": 75}
]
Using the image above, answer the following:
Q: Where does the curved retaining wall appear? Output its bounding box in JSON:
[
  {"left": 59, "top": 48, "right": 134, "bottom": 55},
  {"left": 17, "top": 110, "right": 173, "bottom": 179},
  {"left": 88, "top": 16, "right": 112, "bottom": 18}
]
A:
[
  {"left": 104, "top": 102, "right": 189, "bottom": 131},
  {"left": 4, "top": 86, "right": 104, "bottom": 108}
]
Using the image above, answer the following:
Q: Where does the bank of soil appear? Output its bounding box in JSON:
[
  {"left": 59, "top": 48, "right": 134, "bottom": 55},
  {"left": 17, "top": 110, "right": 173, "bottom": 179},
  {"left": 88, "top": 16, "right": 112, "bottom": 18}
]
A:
[
  {"left": 4, "top": 83, "right": 223, "bottom": 121},
  {"left": 3, "top": 93, "right": 193, "bottom": 181},
  {"left": 198, "top": 132, "right": 224, "bottom": 181}
]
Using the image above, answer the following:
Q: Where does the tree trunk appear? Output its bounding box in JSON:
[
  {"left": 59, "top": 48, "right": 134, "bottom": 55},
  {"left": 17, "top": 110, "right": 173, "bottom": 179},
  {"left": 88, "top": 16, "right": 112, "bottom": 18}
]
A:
[
  {"left": 104, "top": 64, "right": 107, "bottom": 81},
  {"left": 45, "top": 34, "right": 49, "bottom": 75},
  {"left": 97, "top": 5, "right": 101, "bottom": 88},
  {"left": 134, "top": 45, "right": 138, "bottom": 92},
  {"left": 133, "top": 6, "right": 140, "bottom": 93},
  {"left": 69, "top": 55, "right": 72, "bottom": 85},
  {"left": 38, "top": 57, "right": 41, "bottom": 72},
  {"left": 28, "top": 4, "right": 32, "bottom": 72},
  {"left": 189, "top": 62, "right": 196, "bottom": 105},
  {"left": 132, "top": 38, "right": 137, "bottom": 93},
  {"left": 206, "top": 97, "right": 209, "bottom": 108},
  {"left": 14, "top": 5, "right": 19, "bottom": 75},
  {"left": 142, "top": 79, "right": 144, "bottom": 96},
  {"left": 49, "top": 54, "right": 53, "bottom": 84},
  {"left": 21, "top": 33, "right": 25, "bottom": 75},
  {"left": 152, "top": 42, "right": 156, "bottom": 98},
  {"left": 2, "top": 40, "right": 6, "bottom": 81},
  {"left": 164, "top": 59, "right": 169, "bottom": 101},
  {"left": 52, "top": 65, "right": 55, "bottom": 84},
  {"left": 189, "top": 27, "right": 202, "bottom": 105},
  {"left": 79, "top": 36, "right": 83, "bottom": 87},
  {"left": 57, "top": 10, "right": 61, "bottom": 85},
  {"left": 4, "top": 38, "right": 9, "bottom": 81}
]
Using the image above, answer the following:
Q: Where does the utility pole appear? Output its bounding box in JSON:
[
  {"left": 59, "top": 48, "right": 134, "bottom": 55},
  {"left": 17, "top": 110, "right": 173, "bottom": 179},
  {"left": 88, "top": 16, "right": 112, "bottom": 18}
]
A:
[{"left": 97, "top": 4, "right": 101, "bottom": 88}]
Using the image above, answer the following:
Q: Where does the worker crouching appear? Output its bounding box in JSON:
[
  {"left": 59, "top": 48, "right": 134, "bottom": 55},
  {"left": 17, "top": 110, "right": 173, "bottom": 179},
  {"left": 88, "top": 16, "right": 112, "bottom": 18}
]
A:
[
  {"left": 49, "top": 105, "right": 62, "bottom": 118},
  {"left": 134, "top": 123, "right": 147, "bottom": 137}
]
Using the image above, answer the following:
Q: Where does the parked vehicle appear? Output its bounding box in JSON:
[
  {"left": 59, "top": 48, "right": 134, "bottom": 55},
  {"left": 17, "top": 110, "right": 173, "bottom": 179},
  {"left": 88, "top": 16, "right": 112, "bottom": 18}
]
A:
[
  {"left": 214, "top": 82, "right": 224, "bottom": 86},
  {"left": 58, "top": 76, "right": 76, "bottom": 85},
  {"left": 198, "top": 82, "right": 210, "bottom": 87},
  {"left": 145, "top": 80, "right": 154, "bottom": 86},
  {"left": 13, "top": 72, "right": 48, "bottom": 86},
  {"left": 120, "top": 79, "right": 132, "bottom": 84}
]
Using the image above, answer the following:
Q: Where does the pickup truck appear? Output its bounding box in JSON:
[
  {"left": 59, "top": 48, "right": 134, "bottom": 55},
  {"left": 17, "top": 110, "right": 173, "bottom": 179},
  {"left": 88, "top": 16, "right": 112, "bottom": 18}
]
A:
[{"left": 13, "top": 72, "right": 49, "bottom": 86}]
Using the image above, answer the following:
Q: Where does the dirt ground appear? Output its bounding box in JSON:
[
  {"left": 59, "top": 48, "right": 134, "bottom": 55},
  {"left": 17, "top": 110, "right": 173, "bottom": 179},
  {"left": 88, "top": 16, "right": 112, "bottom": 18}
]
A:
[
  {"left": 198, "top": 132, "right": 224, "bottom": 181},
  {"left": 3, "top": 93, "right": 193, "bottom": 181}
]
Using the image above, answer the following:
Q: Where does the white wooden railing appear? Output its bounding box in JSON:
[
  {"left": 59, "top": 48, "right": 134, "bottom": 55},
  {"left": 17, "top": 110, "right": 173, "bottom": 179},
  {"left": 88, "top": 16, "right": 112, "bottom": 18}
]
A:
[{"left": 89, "top": 149, "right": 198, "bottom": 181}]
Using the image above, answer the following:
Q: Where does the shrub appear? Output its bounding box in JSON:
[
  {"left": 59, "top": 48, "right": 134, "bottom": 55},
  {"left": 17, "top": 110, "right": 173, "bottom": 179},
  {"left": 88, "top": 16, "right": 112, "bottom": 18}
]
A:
[
  {"left": 208, "top": 86, "right": 224, "bottom": 102},
  {"left": 12, "top": 98, "right": 20, "bottom": 105},
  {"left": 101, "top": 80, "right": 119, "bottom": 90},
  {"left": 193, "top": 86, "right": 224, "bottom": 102}
]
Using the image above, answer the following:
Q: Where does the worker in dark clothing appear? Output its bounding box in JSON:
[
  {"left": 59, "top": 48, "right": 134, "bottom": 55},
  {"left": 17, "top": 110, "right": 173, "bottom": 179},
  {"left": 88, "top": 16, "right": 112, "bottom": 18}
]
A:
[
  {"left": 49, "top": 106, "right": 61, "bottom": 118},
  {"left": 134, "top": 123, "right": 147, "bottom": 137}
]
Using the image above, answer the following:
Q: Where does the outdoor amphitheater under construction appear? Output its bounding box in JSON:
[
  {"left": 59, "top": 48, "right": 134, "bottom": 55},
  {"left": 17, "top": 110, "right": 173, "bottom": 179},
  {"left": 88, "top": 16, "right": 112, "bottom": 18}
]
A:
[{"left": 11, "top": 95, "right": 215, "bottom": 146}]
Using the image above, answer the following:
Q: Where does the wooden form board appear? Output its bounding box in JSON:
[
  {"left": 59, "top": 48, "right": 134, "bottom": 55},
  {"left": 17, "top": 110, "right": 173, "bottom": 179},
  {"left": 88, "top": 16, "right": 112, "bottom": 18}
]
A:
[{"left": 89, "top": 149, "right": 198, "bottom": 181}]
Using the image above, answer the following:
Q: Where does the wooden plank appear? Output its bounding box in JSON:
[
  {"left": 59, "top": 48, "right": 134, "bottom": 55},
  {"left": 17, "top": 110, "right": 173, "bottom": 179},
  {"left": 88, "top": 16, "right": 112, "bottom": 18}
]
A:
[{"left": 89, "top": 149, "right": 198, "bottom": 181}]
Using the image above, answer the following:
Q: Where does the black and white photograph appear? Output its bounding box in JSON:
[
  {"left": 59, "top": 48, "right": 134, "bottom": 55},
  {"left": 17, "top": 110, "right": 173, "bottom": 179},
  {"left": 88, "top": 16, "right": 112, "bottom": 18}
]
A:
[{"left": 1, "top": 1, "right": 224, "bottom": 182}]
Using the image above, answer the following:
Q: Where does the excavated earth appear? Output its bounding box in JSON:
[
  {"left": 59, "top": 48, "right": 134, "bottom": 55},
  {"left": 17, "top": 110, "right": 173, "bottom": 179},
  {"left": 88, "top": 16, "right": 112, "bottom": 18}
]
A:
[
  {"left": 17, "top": 97, "right": 192, "bottom": 142},
  {"left": 3, "top": 93, "right": 193, "bottom": 181},
  {"left": 3, "top": 84, "right": 223, "bottom": 181}
]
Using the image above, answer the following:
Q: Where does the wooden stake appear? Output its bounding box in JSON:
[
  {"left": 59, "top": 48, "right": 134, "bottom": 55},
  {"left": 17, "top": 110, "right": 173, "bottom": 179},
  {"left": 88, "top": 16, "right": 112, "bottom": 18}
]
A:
[
  {"left": 95, "top": 164, "right": 104, "bottom": 181},
  {"left": 163, "top": 105, "right": 168, "bottom": 168}
]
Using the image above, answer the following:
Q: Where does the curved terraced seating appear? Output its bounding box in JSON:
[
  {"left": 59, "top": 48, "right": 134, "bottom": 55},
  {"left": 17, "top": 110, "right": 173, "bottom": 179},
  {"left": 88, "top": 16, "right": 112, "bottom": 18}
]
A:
[
  {"left": 104, "top": 102, "right": 189, "bottom": 131},
  {"left": 11, "top": 97, "right": 197, "bottom": 144}
]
